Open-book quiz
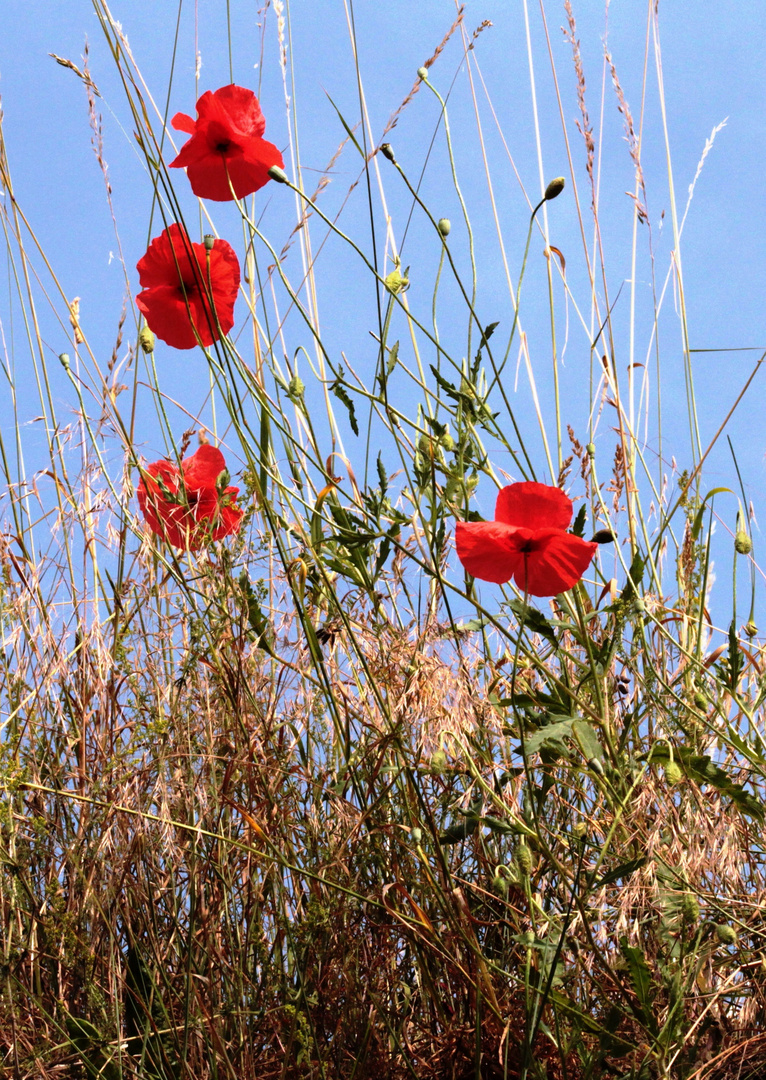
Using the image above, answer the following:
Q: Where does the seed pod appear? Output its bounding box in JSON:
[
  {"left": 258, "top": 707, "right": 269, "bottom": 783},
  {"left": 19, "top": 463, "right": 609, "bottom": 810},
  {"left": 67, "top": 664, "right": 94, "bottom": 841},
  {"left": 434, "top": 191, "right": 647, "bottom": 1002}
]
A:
[
  {"left": 437, "top": 217, "right": 451, "bottom": 237},
  {"left": 203, "top": 234, "right": 215, "bottom": 251},
  {"left": 715, "top": 923, "right": 737, "bottom": 946},
  {"left": 138, "top": 327, "right": 155, "bottom": 354},
  {"left": 417, "top": 66, "right": 429, "bottom": 80},
  {"left": 515, "top": 842, "right": 533, "bottom": 876},
  {"left": 586, "top": 443, "right": 596, "bottom": 458},
  {"left": 410, "top": 827, "right": 422, "bottom": 846},
  {"left": 380, "top": 143, "right": 396, "bottom": 163},
  {"left": 59, "top": 352, "right": 71, "bottom": 370},
  {"left": 544, "top": 176, "right": 566, "bottom": 201},
  {"left": 268, "top": 164, "right": 289, "bottom": 184}
]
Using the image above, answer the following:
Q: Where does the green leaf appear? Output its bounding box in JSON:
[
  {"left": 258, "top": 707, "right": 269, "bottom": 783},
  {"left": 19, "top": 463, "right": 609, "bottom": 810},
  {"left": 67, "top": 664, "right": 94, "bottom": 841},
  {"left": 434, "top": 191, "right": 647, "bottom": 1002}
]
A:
[
  {"left": 508, "top": 599, "right": 557, "bottom": 644},
  {"left": 571, "top": 502, "right": 587, "bottom": 538},
  {"left": 439, "top": 814, "right": 480, "bottom": 844},
  {"left": 594, "top": 856, "right": 647, "bottom": 889},
  {"left": 331, "top": 380, "right": 359, "bottom": 435},
  {"left": 239, "top": 572, "right": 275, "bottom": 654},
  {"left": 522, "top": 717, "right": 576, "bottom": 756},
  {"left": 572, "top": 719, "right": 603, "bottom": 764},
  {"left": 619, "top": 937, "right": 657, "bottom": 1033},
  {"left": 324, "top": 91, "right": 365, "bottom": 158}
]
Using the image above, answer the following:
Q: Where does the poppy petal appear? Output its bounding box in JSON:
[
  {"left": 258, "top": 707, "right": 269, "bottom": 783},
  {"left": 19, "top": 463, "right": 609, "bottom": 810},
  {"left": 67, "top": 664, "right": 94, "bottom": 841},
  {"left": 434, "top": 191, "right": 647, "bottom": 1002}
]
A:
[
  {"left": 183, "top": 445, "right": 227, "bottom": 488},
  {"left": 515, "top": 531, "right": 597, "bottom": 597},
  {"left": 495, "top": 482, "right": 572, "bottom": 531},
  {"left": 455, "top": 521, "right": 527, "bottom": 584},
  {"left": 171, "top": 112, "right": 196, "bottom": 134}
]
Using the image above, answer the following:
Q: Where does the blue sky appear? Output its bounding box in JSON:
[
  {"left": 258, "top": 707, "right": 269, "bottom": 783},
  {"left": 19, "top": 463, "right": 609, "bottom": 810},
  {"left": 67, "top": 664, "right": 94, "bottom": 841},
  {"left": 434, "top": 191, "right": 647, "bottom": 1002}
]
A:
[{"left": 1, "top": 0, "right": 765, "bottom": 624}]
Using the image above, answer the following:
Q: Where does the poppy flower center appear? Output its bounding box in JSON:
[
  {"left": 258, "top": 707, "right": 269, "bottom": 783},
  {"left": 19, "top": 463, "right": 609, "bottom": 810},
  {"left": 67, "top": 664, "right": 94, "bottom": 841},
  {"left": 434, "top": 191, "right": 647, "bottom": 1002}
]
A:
[{"left": 216, "top": 140, "right": 231, "bottom": 154}]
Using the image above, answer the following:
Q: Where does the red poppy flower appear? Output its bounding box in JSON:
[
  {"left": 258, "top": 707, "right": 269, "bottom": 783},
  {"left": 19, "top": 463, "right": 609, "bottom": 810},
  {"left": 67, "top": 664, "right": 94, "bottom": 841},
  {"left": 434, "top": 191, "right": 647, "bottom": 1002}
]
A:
[
  {"left": 455, "top": 481, "right": 597, "bottom": 597},
  {"left": 136, "top": 224, "right": 239, "bottom": 350},
  {"left": 169, "top": 84, "right": 284, "bottom": 202},
  {"left": 137, "top": 444, "right": 244, "bottom": 550}
]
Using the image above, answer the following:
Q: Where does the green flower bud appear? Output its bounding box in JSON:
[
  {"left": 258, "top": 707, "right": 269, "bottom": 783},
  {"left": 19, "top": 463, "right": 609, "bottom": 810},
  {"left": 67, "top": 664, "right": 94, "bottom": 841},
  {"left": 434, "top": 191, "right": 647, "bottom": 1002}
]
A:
[
  {"left": 417, "top": 66, "right": 429, "bottom": 81},
  {"left": 437, "top": 217, "right": 451, "bottom": 237},
  {"left": 544, "top": 176, "right": 566, "bottom": 201},
  {"left": 586, "top": 442, "right": 596, "bottom": 458},
  {"left": 664, "top": 760, "right": 683, "bottom": 786},
  {"left": 735, "top": 531, "right": 752, "bottom": 555},
  {"left": 287, "top": 375, "right": 305, "bottom": 402},
  {"left": 429, "top": 749, "right": 448, "bottom": 775},
  {"left": 410, "top": 827, "right": 422, "bottom": 846},
  {"left": 745, "top": 620, "right": 758, "bottom": 638},
  {"left": 492, "top": 872, "right": 509, "bottom": 897},
  {"left": 440, "top": 431, "right": 455, "bottom": 452},
  {"left": 59, "top": 352, "right": 71, "bottom": 370},
  {"left": 681, "top": 894, "right": 700, "bottom": 924},
  {"left": 380, "top": 143, "right": 396, "bottom": 163},
  {"left": 591, "top": 529, "right": 615, "bottom": 545},
  {"left": 384, "top": 266, "right": 409, "bottom": 295},
  {"left": 521, "top": 929, "right": 536, "bottom": 947},
  {"left": 572, "top": 822, "right": 588, "bottom": 840},
  {"left": 138, "top": 327, "right": 155, "bottom": 354},
  {"left": 268, "top": 164, "right": 288, "bottom": 184},
  {"left": 515, "top": 842, "right": 533, "bottom": 876},
  {"left": 714, "top": 923, "right": 737, "bottom": 946},
  {"left": 203, "top": 234, "right": 215, "bottom": 251},
  {"left": 693, "top": 692, "right": 708, "bottom": 711}
]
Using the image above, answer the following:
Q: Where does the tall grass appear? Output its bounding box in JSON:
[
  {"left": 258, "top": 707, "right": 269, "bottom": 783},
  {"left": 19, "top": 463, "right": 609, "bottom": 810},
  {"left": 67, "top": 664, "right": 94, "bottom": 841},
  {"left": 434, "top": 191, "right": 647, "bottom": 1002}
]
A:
[{"left": 2, "top": 2, "right": 766, "bottom": 1078}]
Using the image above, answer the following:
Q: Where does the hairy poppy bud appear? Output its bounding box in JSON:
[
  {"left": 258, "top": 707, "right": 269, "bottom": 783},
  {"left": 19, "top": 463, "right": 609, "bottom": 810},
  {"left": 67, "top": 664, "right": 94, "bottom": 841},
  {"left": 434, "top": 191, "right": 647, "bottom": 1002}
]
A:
[
  {"left": 287, "top": 375, "right": 305, "bottom": 402},
  {"left": 438, "top": 217, "right": 451, "bottom": 237},
  {"left": 544, "top": 176, "right": 566, "bottom": 201},
  {"left": 586, "top": 442, "right": 596, "bottom": 458},
  {"left": 693, "top": 692, "right": 708, "bottom": 711},
  {"left": 591, "top": 529, "right": 615, "bottom": 545},
  {"left": 745, "top": 620, "right": 758, "bottom": 638},
  {"left": 515, "top": 842, "right": 533, "bottom": 876},
  {"left": 429, "top": 749, "right": 448, "bottom": 774},
  {"left": 714, "top": 923, "right": 737, "bottom": 946},
  {"left": 203, "top": 234, "right": 215, "bottom": 252},
  {"left": 735, "top": 530, "right": 752, "bottom": 555},
  {"left": 521, "top": 929, "right": 536, "bottom": 947},
  {"left": 384, "top": 266, "right": 409, "bottom": 295},
  {"left": 572, "top": 822, "right": 587, "bottom": 840},
  {"left": 380, "top": 143, "right": 396, "bottom": 163},
  {"left": 417, "top": 66, "right": 429, "bottom": 80},
  {"left": 664, "top": 760, "right": 682, "bottom": 786},
  {"left": 268, "top": 164, "right": 288, "bottom": 184},
  {"left": 410, "top": 827, "right": 422, "bottom": 846},
  {"left": 492, "top": 872, "right": 509, "bottom": 897},
  {"left": 59, "top": 352, "right": 71, "bottom": 370},
  {"left": 139, "top": 327, "right": 155, "bottom": 354},
  {"left": 681, "top": 894, "right": 700, "bottom": 924}
]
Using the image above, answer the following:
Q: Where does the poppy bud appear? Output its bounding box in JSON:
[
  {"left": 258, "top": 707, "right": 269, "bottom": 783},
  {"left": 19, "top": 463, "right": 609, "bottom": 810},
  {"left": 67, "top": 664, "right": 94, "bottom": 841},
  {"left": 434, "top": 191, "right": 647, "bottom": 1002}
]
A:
[
  {"left": 384, "top": 266, "right": 409, "bottom": 295},
  {"left": 59, "top": 352, "right": 71, "bottom": 370},
  {"left": 380, "top": 143, "right": 396, "bottom": 163},
  {"left": 572, "top": 821, "right": 587, "bottom": 840},
  {"left": 591, "top": 529, "right": 615, "bottom": 545},
  {"left": 410, "top": 826, "right": 422, "bottom": 846},
  {"left": 693, "top": 691, "right": 708, "bottom": 711},
  {"left": 268, "top": 164, "right": 288, "bottom": 184},
  {"left": 735, "top": 530, "right": 752, "bottom": 555},
  {"left": 544, "top": 177, "right": 566, "bottom": 201},
  {"left": 288, "top": 375, "right": 305, "bottom": 402},
  {"left": 428, "top": 749, "right": 447, "bottom": 774},
  {"left": 664, "top": 760, "right": 682, "bottom": 786},
  {"left": 440, "top": 431, "right": 455, "bottom": 451},
  {"left": 521, "top": 929, "right": 536, "bottom": 947},
  {"left": 438, "top": 218, "right": 451, "bottom": 237},
  {"left": 417, "top": 66, "right": 429, "bottom": 80},
  {"left": 714, "top": 923, "right": 737, "bottom": 946},
  {"left": 588, "top": 757, "right": 605, "bottom": 777},
  {"left": 745, "top": 620, "right": 758, "bottom": 638},
  {"left": 586, "top": 443, "right": 596, "bottom": 458},
  {"left": 515, "top": 842, "right": 533, "bottom": 876},
  {"left": 492, "top": 872, "right": 509, "bottom": 897},
  {"left": 139, "top": 327, "right": 155, "bottom": 354},
  {"left": 681, "top": 894, "right": 700, "bottom": 924}
]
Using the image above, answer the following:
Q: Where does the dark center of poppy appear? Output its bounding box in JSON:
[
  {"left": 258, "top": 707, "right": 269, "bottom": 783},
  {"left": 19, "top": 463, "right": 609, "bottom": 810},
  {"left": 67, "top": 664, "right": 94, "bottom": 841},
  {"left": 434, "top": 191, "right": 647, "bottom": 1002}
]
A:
[
  {"left": 518, "top": 536, "right": 543, "bottom": 555},
  {"left": 216, "top": 140, "right": 231, "bottom": 154}
]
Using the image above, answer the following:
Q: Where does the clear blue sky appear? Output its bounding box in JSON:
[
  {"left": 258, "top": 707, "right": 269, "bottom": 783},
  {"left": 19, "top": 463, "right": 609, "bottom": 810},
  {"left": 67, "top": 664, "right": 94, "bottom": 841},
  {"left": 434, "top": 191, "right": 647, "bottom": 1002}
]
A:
[{"left": 2, "top": 0, "right": 765, "bottom": 621}]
